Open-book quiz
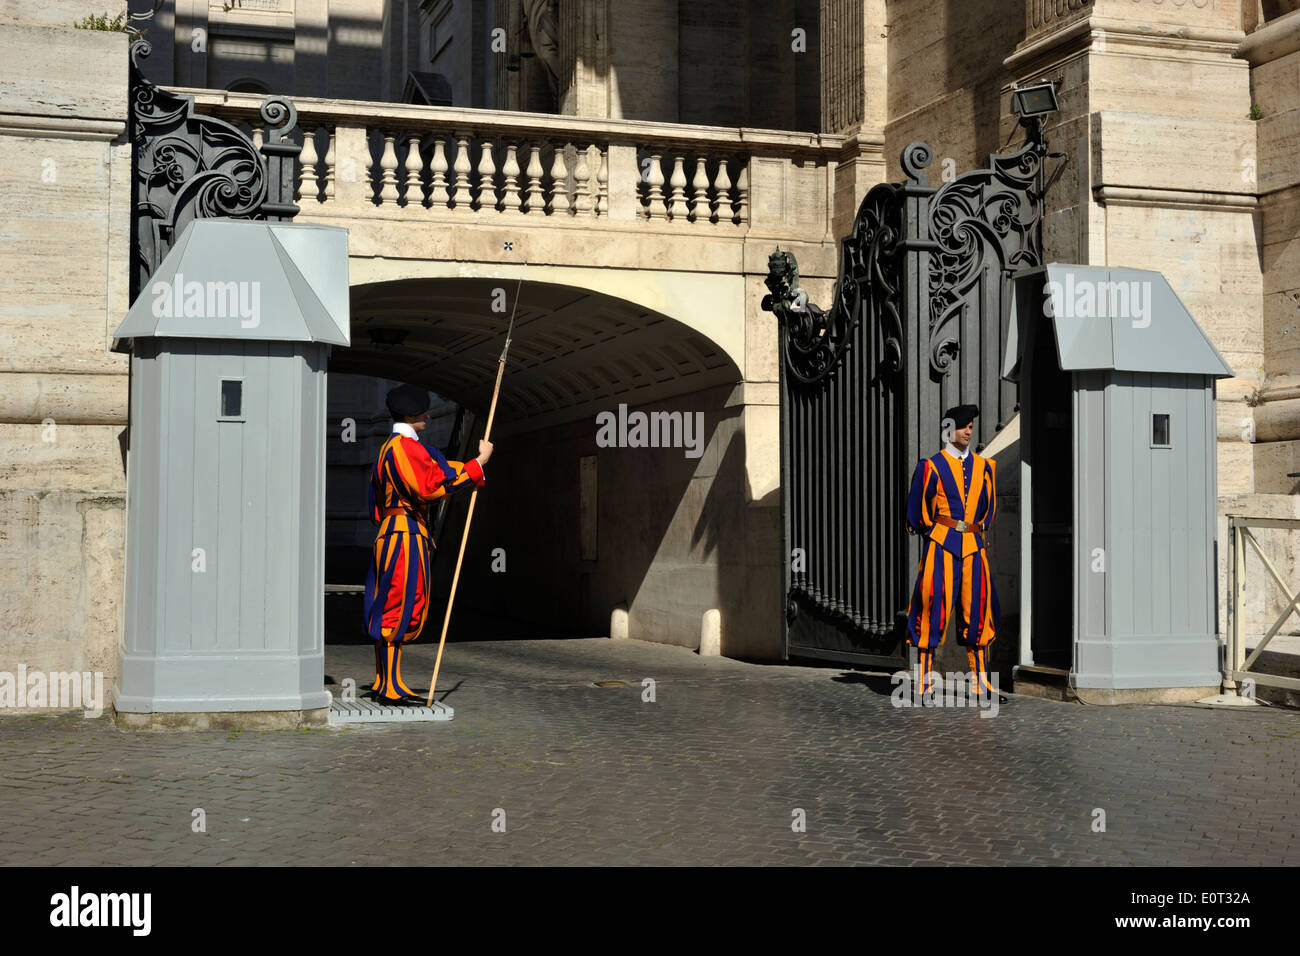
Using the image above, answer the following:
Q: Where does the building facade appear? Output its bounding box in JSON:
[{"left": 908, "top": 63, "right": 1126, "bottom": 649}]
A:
[{"left": 2, "top": 0, "right": 1298, "bottom": 698}]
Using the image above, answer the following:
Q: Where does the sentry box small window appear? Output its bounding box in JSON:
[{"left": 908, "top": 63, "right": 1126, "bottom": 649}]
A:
[
  {"left": 1152, "top": 413, "right": 1171, "bottom": 448},
  {"left": 218, "top": 378, "right": 244, "bottom": 421}
]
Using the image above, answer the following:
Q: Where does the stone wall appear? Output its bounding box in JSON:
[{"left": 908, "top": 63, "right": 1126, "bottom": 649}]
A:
[
  {"left": 450, "top": 383, "right": 783, "bottom": 660},
  {"left": 0, "top": 1, "right": 132, "bottom": 684},
  {"left": 884, "top": 0, "right": 1026, "bottom": 176}
]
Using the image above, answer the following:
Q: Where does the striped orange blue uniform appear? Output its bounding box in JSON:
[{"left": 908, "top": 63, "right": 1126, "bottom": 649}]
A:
[
  {"left": 363, "top": 430, "right": 484, "bottom": 701},
  {"left": 905, "top": 448, "right": 1000, "bottom": 698}
]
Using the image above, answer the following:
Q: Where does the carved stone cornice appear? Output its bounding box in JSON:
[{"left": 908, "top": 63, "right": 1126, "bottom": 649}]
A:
[
  {"left": 1026, "top": 0, "right": 1095, "bottom": 39},
  {"left": 1007, "top": 13, "right": 1245, "bottom": 72},
  {"left": 1238, "top": 8, "right": 1300, "bottom": 65},
  {"left": 0, "top": 114, "right": 125, "bottom": 140},
  {"left": 1093, "top": 185, "right": 1258, "bottom": 211}
]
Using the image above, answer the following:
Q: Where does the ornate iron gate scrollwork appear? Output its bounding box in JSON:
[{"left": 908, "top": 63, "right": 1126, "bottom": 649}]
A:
[
  {"left": 766, "top": 124, "right": 1047, "bottom": 664},
  {"left": 129, "top": 31, "right": 301, "bottom": 300}
]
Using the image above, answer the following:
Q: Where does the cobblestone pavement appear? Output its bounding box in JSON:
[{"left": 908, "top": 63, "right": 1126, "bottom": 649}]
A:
[{"left": 1, "top": 638, "right": 1297, "bottom": 865}]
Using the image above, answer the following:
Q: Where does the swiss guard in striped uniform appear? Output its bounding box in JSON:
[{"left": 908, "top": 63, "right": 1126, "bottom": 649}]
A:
[
  {"left": 905, "top": 404, "right": 1001, "bottom": 703},
  {"left": 363, "top": 384, "right": 493, "bottom": 703}
]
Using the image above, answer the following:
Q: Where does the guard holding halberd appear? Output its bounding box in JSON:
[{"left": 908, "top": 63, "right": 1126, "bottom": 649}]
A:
[{"left": 362, "top": 384, "right": 493, "bottom": 703}]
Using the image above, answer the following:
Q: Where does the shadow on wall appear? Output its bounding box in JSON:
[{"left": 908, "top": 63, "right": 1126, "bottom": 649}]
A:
[
  {"left": 393, "top": 383, "right": 782, "bottom": 657},
  {"left": 694, "top": 407, "right": 784, "bottom": 661},
  {"left": 945, "top": 0, "right": 1027, "bottom": 163}
]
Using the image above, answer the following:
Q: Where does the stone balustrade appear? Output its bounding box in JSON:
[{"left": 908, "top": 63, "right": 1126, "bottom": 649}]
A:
[{"left": 184, "top": 89, "right": 841, "bottom": 237}]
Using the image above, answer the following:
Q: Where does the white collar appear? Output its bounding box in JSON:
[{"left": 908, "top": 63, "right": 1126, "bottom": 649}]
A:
[
  {"left": 392, "top": 422, "right": 418, "bottom": 440},
  {"left": 944, "top": 442, "right": 971, "bottom": 460}
]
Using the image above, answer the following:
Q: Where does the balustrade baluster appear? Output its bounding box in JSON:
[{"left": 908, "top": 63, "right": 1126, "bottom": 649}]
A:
[
  {"left": 524, "top": 144, "right": 544, "bottom": 214},
  {"left": 450, "top": 135, "right": 471, "bottom": 211},
  {"left": 690, "top": 157, "right": 709, "bottom": 224},
  {"left": 573, "top": 145, "right": 592, "bottom": 216},
  {"left": 430, "top": 138, "right": 449, "bottom": 209},
  {"left": 323, "top": 130, "right": 336, "bottom": 200},
  {"left": 378, "top": 133, "right": 399, "bottom": 204},
  {"left": 595, "top": 148, "right": 608, "bottom": 217},
  {"left": 645, "top": 153, "right": 665, "bottom": 220},
  {"left": 734, "top": 161, "right": 749, "bottom": 225},
  {"left": 666, "top": 155, "right": 687, "bottom": 221},
  {"left": 404, "top": 133, "right": 424, "bottom": 208},
  {"left": 501, "top": 144, "right": 522, "bottom": 214},
  {"left": 711, "top": 159, "right": 731, "bottom": 225},
  {"left": 547, "top": 146, "right": 568, "bottom": 214},
  {"left": 475, "top": 140, "right": 497, "bottom": 211},
  {"left": 297, "top": 128, "right": 318, "bottom": 203}
]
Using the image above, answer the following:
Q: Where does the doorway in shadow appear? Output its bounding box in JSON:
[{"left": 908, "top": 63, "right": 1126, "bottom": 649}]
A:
[{"left": 1026, "top": 303, "right": 1073, "bottom": 669}]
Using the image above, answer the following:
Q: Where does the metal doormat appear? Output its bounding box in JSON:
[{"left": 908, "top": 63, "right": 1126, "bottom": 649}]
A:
[{"left": 329, "top": 697, "right": 454, "bottom": 724}]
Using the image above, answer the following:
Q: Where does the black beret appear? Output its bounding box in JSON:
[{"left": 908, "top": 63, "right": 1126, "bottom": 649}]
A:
[
  {"left": 386, "top": 383, "right": 431, "bottom": 419},
  {"left": 942, "top": 404, "right": 979, "bottom": 429}
]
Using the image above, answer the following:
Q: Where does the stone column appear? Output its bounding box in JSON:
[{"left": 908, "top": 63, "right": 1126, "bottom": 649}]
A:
[
  {"left": 1239, "top": 12, "right": 1300, "bottom": 484},
  {"left": 820, "top": 0, "right": 887, "bottom": 240},
  {"left": 558, "top": 0, "right": 611, "bottom": 117}
]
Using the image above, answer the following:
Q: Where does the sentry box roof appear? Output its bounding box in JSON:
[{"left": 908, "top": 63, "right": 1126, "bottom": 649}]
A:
[
  {"left": 113, "top": 219, "right": 350, "bottom": 352},
  {"left": 1003, "top": 264, "right": 1233, "bottom": 381}
]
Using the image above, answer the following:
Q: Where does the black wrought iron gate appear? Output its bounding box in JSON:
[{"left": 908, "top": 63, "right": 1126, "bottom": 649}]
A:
[{"left": 765, "top": 126, "right": 1048, "bottom": 664}]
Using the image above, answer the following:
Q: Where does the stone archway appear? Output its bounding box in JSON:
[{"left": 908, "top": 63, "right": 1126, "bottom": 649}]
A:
[{"left": 324, "top": 275, "right": 781, "bottom": 661}]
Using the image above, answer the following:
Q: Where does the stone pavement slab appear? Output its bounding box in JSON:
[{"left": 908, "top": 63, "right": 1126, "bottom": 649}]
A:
[{"left": 0, "top": 638, "right": 1297, "bottom": 865}]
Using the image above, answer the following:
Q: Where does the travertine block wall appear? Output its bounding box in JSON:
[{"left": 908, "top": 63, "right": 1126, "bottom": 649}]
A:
[
  {"left": 1006, "top": 0, "right": 1262, "bottom": 493},
  {"left": 884, "top": 0, "right": 1026, "bottom": 175},
  {"left": 0, "top": 3, "right": 132, "bottom": 684},
  {"left": 1011, "top": 1, "right": 1295, "bottom": 644},
  {"left": 822, "top": 0, "right": 888, "bottom": 240},
  {"left": 1246, "top": 12, "right": 1300, "bottom": 488}
]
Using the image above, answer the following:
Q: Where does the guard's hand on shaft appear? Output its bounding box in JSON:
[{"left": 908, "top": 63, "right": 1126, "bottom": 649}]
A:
[{"left": 476, "top": 439, "right": 494, "bottom": 467}]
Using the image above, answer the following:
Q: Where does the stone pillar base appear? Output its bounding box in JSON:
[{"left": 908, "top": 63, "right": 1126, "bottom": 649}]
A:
[
  {"left": 1011, "top": 666, "right": 1222, "bottom": 705},
  {"left": 1070, "top": 686, "right": 1223, "bottom": 706},
  {"left": 114, "top": 707, "right": 330, "bottom": 731}
]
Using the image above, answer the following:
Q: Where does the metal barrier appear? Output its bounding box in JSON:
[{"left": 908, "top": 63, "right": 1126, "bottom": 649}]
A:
[{"left": 1226, "top": 515, "right": 1300, "bottom": 692}]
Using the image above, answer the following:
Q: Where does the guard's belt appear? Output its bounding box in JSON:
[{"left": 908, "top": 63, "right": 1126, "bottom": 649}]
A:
[{"left": 933, "top": 515, "right": 984, "bottom": 533}]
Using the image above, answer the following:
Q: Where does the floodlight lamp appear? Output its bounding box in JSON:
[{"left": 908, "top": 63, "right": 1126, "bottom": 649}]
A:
[{"left": 1011, "top": 82, "right": 1059, "bottom": 118}]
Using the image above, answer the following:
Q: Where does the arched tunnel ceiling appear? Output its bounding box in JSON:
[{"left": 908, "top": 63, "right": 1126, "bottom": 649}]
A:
[{"left": 336, "top": 278, "right": 740, "bottom": 434}]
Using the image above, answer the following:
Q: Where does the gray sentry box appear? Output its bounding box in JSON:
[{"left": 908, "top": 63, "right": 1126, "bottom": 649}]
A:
[
  {"left": 1004, "top": 264, "right": 1232, "bottom": 698},
  {"left": 111, "top": 218, "right": 350, "bottom": 716}
]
